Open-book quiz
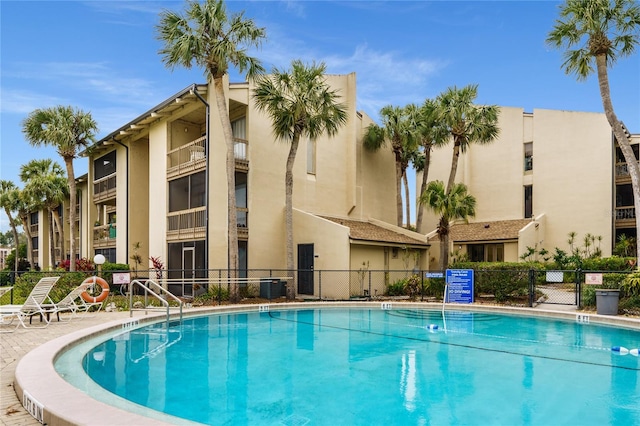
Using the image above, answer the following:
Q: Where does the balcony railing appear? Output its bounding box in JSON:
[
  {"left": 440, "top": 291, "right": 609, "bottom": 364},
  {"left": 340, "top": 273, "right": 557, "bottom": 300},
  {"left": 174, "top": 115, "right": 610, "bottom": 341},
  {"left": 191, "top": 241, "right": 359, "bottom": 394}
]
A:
[
  {"left": 167, "top": 206, "right": 206, "bottom": 241},
  {"left": 166, "top": 136, "right": 248, "bottom": 177},
  {"left": 167, "top": 136, "right": 206, "bottom": 178},
  {"left": 237, "top": 207, "right": 248, "bottom": 239},
  {"left": 234, "top": 138, "right": 249, "bottom": 170},
  {"left": 615, "top": 161, "right": 640, "bottom": 179},
  {"left": 94, "top": 174, "right": 117, "bottom": 202},
  {"left": 615, "top": 206, "right": 636, "bottom": 221},
  {"left": 93, "top": 223, "right": 117, "bottom": 248}
]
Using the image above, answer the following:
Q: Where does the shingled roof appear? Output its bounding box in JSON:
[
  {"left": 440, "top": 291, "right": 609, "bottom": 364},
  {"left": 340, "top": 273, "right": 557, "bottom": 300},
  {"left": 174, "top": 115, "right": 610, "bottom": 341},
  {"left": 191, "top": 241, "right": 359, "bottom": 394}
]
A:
[
  {"left": 447, "top": 219, "right": 533, "bottom": 243},
  {"left": 321, "top": 217, "right": 429, "bottom": 247}
]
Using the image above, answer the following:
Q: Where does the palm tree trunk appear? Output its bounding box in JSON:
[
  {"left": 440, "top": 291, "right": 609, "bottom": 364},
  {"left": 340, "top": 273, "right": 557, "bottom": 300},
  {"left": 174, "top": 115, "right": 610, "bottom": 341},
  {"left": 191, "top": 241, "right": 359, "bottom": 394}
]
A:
[
  {"left": 415, "top": 147, "right": 432, "bottom": 233},
  {"left": 395, "top": 161, "right": 403, "bottom": 227},
  {"left": 403, "top": 170, "right": 411, "bottom": 228},
  {"left": 213, "top": 77, "right": 239, "bottom": 299},
  {"left": 595, "top": 54, "right": 640, "bottom": 267},
  {"left": 446, "top": 140, "right": 461, "bottom": 194},
  {"left": 52, "top": 208, "right": 64, "bottom": 265},
  {"left": 285, "top": 134, "right": 300, "bottom": 300},
  {"left": 438, "top": 216, "right": 450, "bottom": 270},
  {"left": 48, "top": 210, "right": 55, "bottom": 269},
  {"left": 64, "top": 158, "right": 77, "bottom": 271}
]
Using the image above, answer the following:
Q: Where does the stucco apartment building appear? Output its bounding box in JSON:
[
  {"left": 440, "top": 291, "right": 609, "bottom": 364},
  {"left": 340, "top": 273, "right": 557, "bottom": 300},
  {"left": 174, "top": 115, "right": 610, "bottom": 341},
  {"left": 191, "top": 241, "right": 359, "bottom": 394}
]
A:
[
  {"left": 80, "top": 74, "right": 429, "bottom": 299},
  {"left": 28, "top": 76, "right": 638, "bottom": 285},
  {"left": 422, "top": 106, "right": 639, "bottom": 265}
]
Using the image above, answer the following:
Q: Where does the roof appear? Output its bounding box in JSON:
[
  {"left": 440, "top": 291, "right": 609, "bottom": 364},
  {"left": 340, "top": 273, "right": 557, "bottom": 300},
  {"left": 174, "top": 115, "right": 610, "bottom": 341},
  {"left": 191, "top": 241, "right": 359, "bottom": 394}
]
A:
[
  {"left": 321, "top": 216, "right": 429, "bottom": 247},
  {"left": 82, "top": 83, "right": 208, "bottom": 156},
  {"left": 446, "top": 219, "right": 532, "bottom": 243}
]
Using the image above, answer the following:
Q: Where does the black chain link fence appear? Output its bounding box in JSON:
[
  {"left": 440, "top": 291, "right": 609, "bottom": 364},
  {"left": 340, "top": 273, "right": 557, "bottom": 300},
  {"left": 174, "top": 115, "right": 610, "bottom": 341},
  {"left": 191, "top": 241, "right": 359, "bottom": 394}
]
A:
[{"left": 0, "top": 268, "right": 633, "bottom": 311}]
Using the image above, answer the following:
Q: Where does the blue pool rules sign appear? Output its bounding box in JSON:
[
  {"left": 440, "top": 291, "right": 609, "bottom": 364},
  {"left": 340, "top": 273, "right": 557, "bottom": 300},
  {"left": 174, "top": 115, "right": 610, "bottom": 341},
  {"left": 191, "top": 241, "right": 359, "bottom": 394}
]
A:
[{"left": 445, "top": 269, "right": 474, "bottom": 304}]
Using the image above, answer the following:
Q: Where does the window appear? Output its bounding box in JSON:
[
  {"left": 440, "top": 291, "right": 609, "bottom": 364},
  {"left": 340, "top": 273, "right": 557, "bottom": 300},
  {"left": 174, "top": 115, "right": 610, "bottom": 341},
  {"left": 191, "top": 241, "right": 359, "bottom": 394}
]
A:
[
  {"left": 524, "top": 185, "right": 533, "bottom": 219},
  {"left": 30, "top": 212, "right": 38, "bottom": 225},
  {"left": 94, "top": 151, "right": 116, "bottom": 180},
  {"left": 231, "top": 117, "right": 246, "bottom": 139},
  {"left": 95, "top": 248, "right": 116, "bottom": 263},
  {"left": 32, "top": 237, "right": 39, "bottom": 250},
  {"left": 615, "top": 144, "right": 640, "bottom": 163},
  {"left": 468, "top": 243, "right": 504, "bottom": 262},
  {"left": 169, "top": 171, "right": 206, "bottom": 212},
  {"left": 524, "top": 142, "right": 533, "bottom": 171},
  {"left": 239, "top": 240, "right": 248, "bottom": 278},
  {"left": 236, "top": 172, "right": 247, "bottom": 227},
  {"left": 616, "top": 184, "right": 634, "bottom": 207},
  {"left": 307, "top": 138, "right": 316, "bottom": 174}
]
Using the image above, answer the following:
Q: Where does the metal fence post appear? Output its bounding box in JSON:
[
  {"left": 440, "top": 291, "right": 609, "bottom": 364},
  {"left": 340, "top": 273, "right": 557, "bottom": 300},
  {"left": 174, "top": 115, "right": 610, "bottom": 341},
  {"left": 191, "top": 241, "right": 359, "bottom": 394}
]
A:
[
  {"left": 318, "top": 270, "right": 322, "bottom": 300},
  {"left": 576, "top": 268, "right": 582, "bottom": 309},
  {"left": 528, "top": 269, "right": 535, "bottom": 307}
]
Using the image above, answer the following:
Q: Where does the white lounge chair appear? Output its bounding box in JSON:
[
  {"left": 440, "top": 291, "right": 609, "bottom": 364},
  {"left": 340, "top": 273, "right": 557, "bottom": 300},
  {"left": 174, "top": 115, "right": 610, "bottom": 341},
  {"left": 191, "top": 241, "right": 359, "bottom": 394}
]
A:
[
  {"left": 0, "top": 276, "right": 60, "bottom": 332},
  {"left": 54, "top": 281, "right": 104, "bottom": 320},
  {"left": 0, "top": 286, "right": 13, "bottom": 299}
]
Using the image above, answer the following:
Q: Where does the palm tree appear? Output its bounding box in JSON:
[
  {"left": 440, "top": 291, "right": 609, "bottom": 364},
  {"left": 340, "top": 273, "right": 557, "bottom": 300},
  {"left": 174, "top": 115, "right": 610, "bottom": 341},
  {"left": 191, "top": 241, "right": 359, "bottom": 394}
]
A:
[
  {"left": 407, "top": 99, "right": 448, "bottom": 233},
  {"left": 253, "top": 60, "right": 348, "bottom": 299},
  {"left": 547, "top": 0, "right": 640, "bottom": 263},
  {"left": 419, "top": 180, "right": 476, "bottom": 269},
  {"left": 363, "top": 105, "right": 418, "bottom": 227},
  {"left": 438, "top": 84, "right": 500, "bottom": 194},
  {"left": 157, "top": 0, "right": 266, "bottom": 288},
  {"left": 20, "top": 159, "right": 69, "bottom": 269},
  {"left": 22, "top": 106, "right": 97, "bottom": 271},
  {"left": 0, "top": 180, "right": 21, "bottom": 275}
]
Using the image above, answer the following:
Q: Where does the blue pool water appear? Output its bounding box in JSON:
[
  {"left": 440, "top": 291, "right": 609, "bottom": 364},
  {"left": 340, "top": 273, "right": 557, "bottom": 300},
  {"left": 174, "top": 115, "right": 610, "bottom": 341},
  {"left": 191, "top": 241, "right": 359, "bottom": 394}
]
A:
[{"left": 79, "top": 308, "right": 639, "bottom": 425}]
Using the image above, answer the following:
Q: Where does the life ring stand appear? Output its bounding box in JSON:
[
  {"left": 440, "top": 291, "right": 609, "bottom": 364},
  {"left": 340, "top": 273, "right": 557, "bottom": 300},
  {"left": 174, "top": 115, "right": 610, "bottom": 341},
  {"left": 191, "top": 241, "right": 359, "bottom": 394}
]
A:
[{"left": 81, "top": 276, "right": 110, "bottom": 303}]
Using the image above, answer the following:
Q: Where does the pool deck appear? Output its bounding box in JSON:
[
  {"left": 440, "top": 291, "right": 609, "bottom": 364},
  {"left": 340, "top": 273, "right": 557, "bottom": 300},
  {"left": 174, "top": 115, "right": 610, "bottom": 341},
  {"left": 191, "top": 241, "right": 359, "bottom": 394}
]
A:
[{"left": 1, "top": 302, "right": 638, "bottom": 425}]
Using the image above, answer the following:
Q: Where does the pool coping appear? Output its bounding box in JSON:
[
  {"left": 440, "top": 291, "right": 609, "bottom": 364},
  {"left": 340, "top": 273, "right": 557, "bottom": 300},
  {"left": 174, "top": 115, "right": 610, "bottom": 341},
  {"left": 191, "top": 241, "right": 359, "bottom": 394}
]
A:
[{"left": 14, "top": 302, "right": 640, "bottom": 425}]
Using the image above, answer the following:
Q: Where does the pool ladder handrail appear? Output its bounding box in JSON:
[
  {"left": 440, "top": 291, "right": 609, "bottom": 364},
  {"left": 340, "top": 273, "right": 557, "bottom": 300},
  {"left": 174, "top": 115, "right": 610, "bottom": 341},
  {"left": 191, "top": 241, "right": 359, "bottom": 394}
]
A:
[{"left": 129, "top": 279, "right": 183, "bottom": 324}]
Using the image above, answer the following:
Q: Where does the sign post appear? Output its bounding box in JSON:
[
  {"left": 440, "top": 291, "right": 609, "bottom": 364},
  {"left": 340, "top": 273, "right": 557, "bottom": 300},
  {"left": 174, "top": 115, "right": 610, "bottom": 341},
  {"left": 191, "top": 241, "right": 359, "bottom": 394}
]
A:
[{"left": 445, "top": 269, "right": 474, "bottom": 304}]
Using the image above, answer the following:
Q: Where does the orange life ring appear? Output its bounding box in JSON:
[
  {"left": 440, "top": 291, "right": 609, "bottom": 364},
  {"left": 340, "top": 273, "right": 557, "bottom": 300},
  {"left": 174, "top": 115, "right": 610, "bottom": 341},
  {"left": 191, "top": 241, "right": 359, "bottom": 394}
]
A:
[{"left": 81, "top": 276, "right": 110, "bottom": 303}]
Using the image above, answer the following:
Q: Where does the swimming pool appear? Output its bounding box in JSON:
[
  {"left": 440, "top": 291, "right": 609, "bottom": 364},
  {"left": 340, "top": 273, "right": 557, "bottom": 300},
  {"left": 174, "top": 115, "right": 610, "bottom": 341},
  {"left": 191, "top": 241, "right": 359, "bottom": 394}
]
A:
[{"left": 57, "top": 305, "right": 640, "bottom": 425}]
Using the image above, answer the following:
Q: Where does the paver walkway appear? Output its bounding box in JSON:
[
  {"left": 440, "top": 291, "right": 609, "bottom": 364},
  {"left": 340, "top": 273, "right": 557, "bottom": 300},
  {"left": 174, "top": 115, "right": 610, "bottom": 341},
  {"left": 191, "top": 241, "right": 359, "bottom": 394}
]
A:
[{"left": 1, "top": 310, "right": 132, "bottom": 426}]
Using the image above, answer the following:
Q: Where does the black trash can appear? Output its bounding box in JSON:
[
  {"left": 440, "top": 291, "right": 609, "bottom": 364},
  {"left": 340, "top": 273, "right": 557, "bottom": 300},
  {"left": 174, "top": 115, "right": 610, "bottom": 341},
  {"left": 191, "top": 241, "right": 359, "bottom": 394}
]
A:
[
  {"left": 595, "top": 289, "right": 620, "bottom": 315},
  {"left": 260, "top": 278, "right": 284, "bottom": 300}
]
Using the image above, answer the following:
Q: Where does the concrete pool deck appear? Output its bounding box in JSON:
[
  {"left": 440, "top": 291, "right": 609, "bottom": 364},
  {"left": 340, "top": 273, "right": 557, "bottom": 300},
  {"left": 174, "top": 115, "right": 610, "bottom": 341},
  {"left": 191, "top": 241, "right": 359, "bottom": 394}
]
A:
[{"left": 1, "top": 302, "right": 638, "bottom": 425}]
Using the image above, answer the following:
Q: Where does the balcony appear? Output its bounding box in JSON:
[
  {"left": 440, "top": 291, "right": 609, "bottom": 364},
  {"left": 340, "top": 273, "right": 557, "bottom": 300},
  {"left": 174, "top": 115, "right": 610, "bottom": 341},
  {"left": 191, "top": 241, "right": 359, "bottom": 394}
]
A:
[
  {"left": 93, "top": 223, "right": 117, "bottom": 248},
  {"left": 234, "top": 138, "right": 249, "bottom": 171},
  {"left": 167, "top": 206, "right": 206, "bottom": 241},
  {"left": 167, "top": 136, "right": 206, "bottom": 179},
  {"left": 94, "top": 174, "right": 117, "bottom": 203},
  {"left": 615, "top": 161, "right": 640, "bottom": 181},
  {"left": 615, "top": 206, "right": 636, "bottom": 228},
  {"left": 237, "top": 207, "right": 248, "bottom": 239}
]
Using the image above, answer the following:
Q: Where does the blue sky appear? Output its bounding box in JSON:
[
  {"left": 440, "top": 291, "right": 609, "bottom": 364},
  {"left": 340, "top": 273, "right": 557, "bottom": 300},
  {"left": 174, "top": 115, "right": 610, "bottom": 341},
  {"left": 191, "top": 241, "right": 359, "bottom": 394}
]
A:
[{"left": 1, "top": 0, "right": 639, "bottom": 232}]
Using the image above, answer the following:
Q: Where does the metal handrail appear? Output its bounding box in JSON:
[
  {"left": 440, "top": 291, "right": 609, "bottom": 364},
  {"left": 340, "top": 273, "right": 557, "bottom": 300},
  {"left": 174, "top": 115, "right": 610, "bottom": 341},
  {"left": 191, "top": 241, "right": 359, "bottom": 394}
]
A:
[{"left": 129, "top": 279, "right": 183, "bottom": 323}]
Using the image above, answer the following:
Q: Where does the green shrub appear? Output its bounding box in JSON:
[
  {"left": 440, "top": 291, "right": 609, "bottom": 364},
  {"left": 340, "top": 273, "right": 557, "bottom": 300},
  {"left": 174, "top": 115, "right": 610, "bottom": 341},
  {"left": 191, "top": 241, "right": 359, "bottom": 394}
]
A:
[
  {"left": 202, "top": 284, "right": 229, "bottom": 302},
  {"left": 621, "top": 272, "right": 640, "bottom": 298},
  {"left": 618, "top": 295, "right": 640, "bottom": 314},
  {"left": 450, "top": 262, "right": 530, "bottom": 303},
  {"left": 386, "top": 279, "right": 406, "bottom": 296},
  {"left": 424, "top": 277, "right": 445, "bottom": 298},
  {"left": 582, "top": 285, "right": 597, "bottom": 308},
  {"left": 582, "top": 256, "right": 635, "bottom": 271}
]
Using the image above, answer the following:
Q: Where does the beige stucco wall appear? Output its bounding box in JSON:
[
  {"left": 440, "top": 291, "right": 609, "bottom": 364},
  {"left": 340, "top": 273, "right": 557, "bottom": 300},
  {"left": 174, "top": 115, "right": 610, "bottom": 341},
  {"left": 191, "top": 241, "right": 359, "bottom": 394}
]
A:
[
  {"left": 147, "top": 122, "right": 168, "bottom": 269},
  {"left": 129, "top": 138, "right": 150, "bottom": 268},
  {"left": 421, "top": 107, "right": 613, "bottom": 260}
]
